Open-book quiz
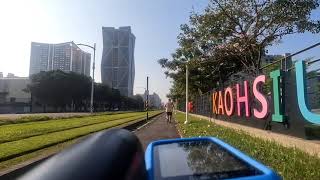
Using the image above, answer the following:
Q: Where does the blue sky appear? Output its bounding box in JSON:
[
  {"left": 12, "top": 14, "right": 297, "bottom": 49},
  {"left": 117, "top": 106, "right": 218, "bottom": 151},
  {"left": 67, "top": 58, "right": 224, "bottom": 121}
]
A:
[{"left": 0, "top": 0, "right": 319, "bottom": 102}]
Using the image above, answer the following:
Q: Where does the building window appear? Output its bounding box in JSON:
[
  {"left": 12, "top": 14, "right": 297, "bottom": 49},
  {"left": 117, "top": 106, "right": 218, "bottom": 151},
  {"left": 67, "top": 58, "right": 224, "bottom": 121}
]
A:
[
  {"left": 113, "top": 69, "right": 118, "bottom": 81},
  {"left": 113, "top": 31, "right": 118, "bottom": 46},
  {"left": 10, "top": 97, "right": 16, "bottom": 103},
  {"left": 113, "top": 48, "right": 118, "bottom": 67},
  {"left": 112, "top": 81, "right": 117, "bottom": 88}
]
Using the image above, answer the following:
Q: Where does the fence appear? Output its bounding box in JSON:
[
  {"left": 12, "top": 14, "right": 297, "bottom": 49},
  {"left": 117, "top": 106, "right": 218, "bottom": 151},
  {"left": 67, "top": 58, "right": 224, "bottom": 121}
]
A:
[{"left": 180, "top": 42, "right": 320, "bottom": 139}]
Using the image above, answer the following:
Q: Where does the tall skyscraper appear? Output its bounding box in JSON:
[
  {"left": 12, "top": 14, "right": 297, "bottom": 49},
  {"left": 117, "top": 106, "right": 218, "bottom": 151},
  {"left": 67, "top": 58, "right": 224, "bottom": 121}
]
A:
[
  {"left": 101, "top": 26, "right": 135, "bottom": 97},
  {"left": 29, "top": 42, "right": 91, "bottom": 76}
]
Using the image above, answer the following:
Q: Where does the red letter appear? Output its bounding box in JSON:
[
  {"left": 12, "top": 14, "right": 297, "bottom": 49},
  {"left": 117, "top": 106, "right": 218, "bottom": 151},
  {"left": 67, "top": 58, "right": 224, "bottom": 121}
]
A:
[
  {"left": 224, "top": 87, "right": 234, "bottom": 116},
  {"left": 253, "top": 75, "right": 268, "bottom": 119},
  {"left": 236, "top": 81, "right": 250, "bottom": 117},
  {"left": 218, "top": 91, "right": 225, "bottom": 114},
  {"left": 212, "top": 92, "right": 218, "bottom": 114}
]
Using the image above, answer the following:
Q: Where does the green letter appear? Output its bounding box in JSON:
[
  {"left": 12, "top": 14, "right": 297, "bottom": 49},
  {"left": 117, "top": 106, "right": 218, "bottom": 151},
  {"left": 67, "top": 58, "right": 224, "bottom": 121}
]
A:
[{"left": 270, "top": 70, "right": 285, "bottom": 122}]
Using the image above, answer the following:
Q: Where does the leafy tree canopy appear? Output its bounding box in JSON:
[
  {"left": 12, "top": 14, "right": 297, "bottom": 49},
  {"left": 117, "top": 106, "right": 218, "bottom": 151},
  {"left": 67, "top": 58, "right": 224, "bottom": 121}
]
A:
[
  {"left": 159, "top": 0, "right": 320, "bottom": 101},
  {"left": 27, "top": 70, "right": 144, "bottom": 112},
  {"left": 28, "top": 70, "right": 91, "bottom": 108}
]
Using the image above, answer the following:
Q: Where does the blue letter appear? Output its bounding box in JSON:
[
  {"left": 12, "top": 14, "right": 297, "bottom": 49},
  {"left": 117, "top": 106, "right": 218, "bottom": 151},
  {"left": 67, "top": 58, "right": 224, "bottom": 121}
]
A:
[{"left": 295, "top": 61, "right": 320, "bottom": 124}]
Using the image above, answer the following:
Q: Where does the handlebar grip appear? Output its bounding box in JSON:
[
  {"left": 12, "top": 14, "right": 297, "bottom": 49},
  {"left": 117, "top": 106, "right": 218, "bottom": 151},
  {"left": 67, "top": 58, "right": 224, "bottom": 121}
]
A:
[{"left": 18, "top": 129, "right": 147, "bottom": 180}]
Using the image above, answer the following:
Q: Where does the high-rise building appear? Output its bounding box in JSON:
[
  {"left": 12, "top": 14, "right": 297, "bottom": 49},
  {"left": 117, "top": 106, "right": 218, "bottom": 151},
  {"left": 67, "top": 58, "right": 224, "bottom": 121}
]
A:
[
  {"left": 137, "top": 91, "right": 162, "bottom": 109},
  {"left": 7, "top": 73, "right": 17, "bottom": 78},
  {"left": 101, "top": 26, "right": 135, "bottom": 97},
  {"left": 29, "top": 42, "right": 91, "bottom": 76}
]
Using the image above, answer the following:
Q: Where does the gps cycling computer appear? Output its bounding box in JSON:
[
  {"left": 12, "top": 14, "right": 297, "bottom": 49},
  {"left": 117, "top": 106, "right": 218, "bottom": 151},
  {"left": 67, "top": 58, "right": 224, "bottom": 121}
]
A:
[{"left": 145, "top": 137, "right": 280, "bottom": 180}]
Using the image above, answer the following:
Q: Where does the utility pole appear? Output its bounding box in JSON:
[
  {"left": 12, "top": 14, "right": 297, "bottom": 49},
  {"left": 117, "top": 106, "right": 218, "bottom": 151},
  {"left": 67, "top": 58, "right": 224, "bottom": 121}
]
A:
[{"left": 147, "top": 76, "right": 149, "bottom": 120}]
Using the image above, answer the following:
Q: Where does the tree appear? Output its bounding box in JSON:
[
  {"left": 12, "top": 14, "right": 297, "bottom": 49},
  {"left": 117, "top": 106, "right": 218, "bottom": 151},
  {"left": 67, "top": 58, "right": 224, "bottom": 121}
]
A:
[
  {"left": 119, "top": 95, "right": 144, "bottom": 111},
  {"left": 132, "top": 95, "right": 144, "bottom": 110},
  {"left": 159, "top": 0, "right": 320, "bottom": 100},
  {"left": 27, "top": 71, "right": 144, "bottom": 112},
  {"left": 110, "top": 88, "right": 121, "bottom": 110},
  {"left": 94, "top": 83, "right": 112, "bottom": 111},
  {"left": 27, "top": 70, "right": 91, "bottom": 112},
  {"left": 68, "top": 72, "right": 92, "bottom": 111}
]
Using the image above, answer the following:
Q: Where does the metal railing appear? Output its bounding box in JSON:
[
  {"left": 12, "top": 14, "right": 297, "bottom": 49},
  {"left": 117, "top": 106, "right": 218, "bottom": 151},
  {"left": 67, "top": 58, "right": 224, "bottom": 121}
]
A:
[
  {"left": 260, "top": 42, "right": 320, "bottom": 70},
  {"left": 181, "top": 42, "right": 320, "bottom": 115}
]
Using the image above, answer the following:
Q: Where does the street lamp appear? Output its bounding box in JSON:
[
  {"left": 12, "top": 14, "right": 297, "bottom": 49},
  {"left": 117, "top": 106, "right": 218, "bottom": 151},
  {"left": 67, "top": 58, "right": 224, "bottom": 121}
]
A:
[
  {"left": 77, "top": 43, "right": 96, "bottom": 113},
  {"left": 182, "top": 57, "right": 207, "bottom": 124},
  {"left": 185, "top": 62, "right": 189, "bottom": 124},
  {"left": 179, "top": 55, "right": 190, "bottom": 124}
]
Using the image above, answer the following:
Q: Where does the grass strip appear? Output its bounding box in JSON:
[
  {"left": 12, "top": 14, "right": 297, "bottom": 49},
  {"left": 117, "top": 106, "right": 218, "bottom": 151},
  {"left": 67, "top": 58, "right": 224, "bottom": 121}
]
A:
[
  {"left": 0, "top": 111, "right": 131, "bottom": 126},
  {"left": 175, "top": 112, "right": 320, "bottom": 180},
  {"left": 0, "top": 116, "right": 51, "bottom": 126},
  {"left": 0, "top": 111, "right": 161, "bottom": 162},
  {"left": 0, "top": 138, "right": 80, "bottom": 173},
  {"left": 0, "top": 111, "right": 162, "bottom": 172},
  {"left": 0, "top": 112, "right": 145, "bottom": 143}
]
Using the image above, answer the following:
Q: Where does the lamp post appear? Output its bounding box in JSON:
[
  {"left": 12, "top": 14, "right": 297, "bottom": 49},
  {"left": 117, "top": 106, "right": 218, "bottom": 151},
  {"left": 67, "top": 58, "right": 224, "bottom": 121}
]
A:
[
  {"left": 181, "top": 56, "right": 209, "bottom": 124},
  {"left": 185, "top": 63, "right": 189, "bottom": 124},
  {"left": 147, "top": 76, "right": 149, "bottom": 120},
  {"left": 77, "top": 43, "right": 96, "bottom": 113},
  {"left": 183, "top": 57, "right": 206, "bottom": 124},
  {"left": 179, "top": 55, "right": 190, "bottom": 124}
]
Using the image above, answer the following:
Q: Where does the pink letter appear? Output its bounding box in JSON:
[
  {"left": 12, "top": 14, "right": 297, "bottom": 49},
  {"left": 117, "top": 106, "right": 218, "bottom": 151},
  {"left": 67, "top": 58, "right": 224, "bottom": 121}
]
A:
[
  {"left": 253, "top": 75, "right": 268, "bottom": 119},
  {"left": 224, "top": 87, "right": 234, "bottom": 116},
  {"left": 236, "top": 81, "right": 250, "bottom": 117}
]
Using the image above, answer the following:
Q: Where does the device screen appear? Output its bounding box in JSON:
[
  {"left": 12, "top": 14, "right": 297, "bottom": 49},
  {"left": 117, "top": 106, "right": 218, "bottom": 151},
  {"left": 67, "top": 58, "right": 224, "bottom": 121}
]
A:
[{"left": 153, "top": 140, "right": 262, "bottom": 180}]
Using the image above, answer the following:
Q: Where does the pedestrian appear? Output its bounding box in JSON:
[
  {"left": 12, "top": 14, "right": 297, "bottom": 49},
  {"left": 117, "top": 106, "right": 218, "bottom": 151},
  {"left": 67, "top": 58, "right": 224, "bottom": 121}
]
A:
[{"left": 165, "top": 99, "right": 174, "bottom": 123}]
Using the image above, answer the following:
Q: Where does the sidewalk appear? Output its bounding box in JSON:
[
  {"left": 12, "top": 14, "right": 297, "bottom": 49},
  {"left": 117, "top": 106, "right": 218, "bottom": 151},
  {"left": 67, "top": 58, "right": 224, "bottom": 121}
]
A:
[{"left": 134, "top": 113, "right": 180, "bottom": 150}]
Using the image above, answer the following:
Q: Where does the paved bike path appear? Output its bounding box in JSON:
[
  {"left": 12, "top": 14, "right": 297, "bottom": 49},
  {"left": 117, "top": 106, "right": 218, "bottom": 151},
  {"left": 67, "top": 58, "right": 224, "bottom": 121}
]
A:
[{"left": 134, "top": 113, "right": 180, "bottom": 150}]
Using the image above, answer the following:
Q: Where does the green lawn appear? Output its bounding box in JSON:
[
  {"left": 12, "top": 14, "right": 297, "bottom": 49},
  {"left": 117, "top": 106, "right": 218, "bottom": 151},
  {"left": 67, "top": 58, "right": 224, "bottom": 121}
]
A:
[
  {"left": 0, "top": 138, "right": 80, "bottom": 171},
  {"left": 0, "top": 111, "right": 161, "bottom": 162},
  {"left": 0, "top": 111, "right": 130, "bottom": 126},
  {"left": 0, "top": 112, "right": 144, "bottom": 143},
  {"left": 174, "top": 112, "right": 320, "bottom": 180}
]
